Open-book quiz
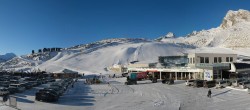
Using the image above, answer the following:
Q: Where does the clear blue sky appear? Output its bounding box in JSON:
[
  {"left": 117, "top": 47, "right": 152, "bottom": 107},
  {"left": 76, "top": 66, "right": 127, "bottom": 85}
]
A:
[{"left": 0, "top": 0, "right": 250, "bottom": 55}]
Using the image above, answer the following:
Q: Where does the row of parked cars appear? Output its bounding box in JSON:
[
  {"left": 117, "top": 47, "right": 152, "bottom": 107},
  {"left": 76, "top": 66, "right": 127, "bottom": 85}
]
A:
[
  {"left": 185, "top": 79, "right": 217, "bottom": 88},
  {"left": 35, "top": 78, "right": 75, "bottom": 102},
  {"left": 0, "top": 75, "right": 56, "bottom": 96},
  {"left": 185, "top": 78, "right": 250, "bottom": 89}
]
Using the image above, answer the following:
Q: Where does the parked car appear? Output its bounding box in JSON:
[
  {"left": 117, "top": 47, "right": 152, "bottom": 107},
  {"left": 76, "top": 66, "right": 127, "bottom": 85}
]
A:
[
  {"left": 0, "top": 87, "right": 9, "bottom": 96},
  {"left": 35, "top": 91, "right": 59, "bottom": 102},
  {"left": 232, "top": 79, "right": 244, "bottom": 87},
  {"left": 8, "top": 86, "right": 19, "bottom": 94},
  {"left": 22, "top": 82, "right": 33, "bottom": 89},
  {"left": 122, "top": 73, "right": 128, "bottom": 77},
  {"left": 162, "top": 79, "right": 174, "bottom": 85},
  {"left": 38, "top": 89, "right": 60, "bottom": 97},
  {"left": 9, "top": 84, "right": 25, "bottom": 93},
  {"left": 0, "top": 81, "right": 10, "bottom": 88},
  {"left": 185, "top": 80, "right": 195, "bottom": 86},
  {"left": 203, "top": 80, "right": 216, "bottom": 88},
  {"left": 216, "top": 80, "right": 229, "bottom": 88},
  {"left": 193, "top": 80, "right": 204, "bottom": 87},
  {"left": 239, "top": 81, "right": 250, "bottom": 89}
]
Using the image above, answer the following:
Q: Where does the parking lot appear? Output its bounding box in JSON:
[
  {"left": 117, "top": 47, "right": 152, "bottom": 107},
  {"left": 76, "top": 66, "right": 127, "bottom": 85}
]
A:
[{"left": 1, "top": 78, "right": 250, "bottom": 110}]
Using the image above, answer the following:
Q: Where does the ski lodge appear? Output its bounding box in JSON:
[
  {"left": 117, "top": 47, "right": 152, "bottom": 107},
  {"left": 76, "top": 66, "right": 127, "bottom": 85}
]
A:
[{"left": 126, "top": 53, "right": 248, "bottom": 81}]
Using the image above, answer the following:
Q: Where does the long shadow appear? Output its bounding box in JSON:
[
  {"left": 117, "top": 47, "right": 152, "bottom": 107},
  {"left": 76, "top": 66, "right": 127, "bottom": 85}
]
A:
[
  {"left": 212, "top": 89, "right": 232, "bottom": 97},
  {"left": 14, "top": 86, "right": 44, "bottom": 98},
  {"left": 16, "top": 97, "right": 35, "bottom": 103},
  {"left": 56, "top": 80, "right": 95, "bottom": 106}
]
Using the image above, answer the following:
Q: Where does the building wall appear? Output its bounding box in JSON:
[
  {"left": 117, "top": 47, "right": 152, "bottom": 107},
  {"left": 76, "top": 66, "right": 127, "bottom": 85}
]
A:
[
  {"left": 127, "top": 63, "right": 149, "bottom": 68},
  {"left": 188, "top": 53, "right": 237, "bottom": 68}
]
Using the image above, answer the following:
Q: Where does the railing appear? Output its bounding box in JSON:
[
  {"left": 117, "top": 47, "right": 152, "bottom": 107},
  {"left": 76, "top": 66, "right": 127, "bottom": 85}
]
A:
[{"left": 195, "top": 63, "right": 230, "bottom": 70}]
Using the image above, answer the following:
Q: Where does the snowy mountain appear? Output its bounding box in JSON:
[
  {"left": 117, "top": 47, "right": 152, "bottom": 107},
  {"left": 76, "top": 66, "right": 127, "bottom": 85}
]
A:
[
  {"left": 0, "top": 53, "right": 16, "bottom": 63},
  {"left": 160, "top": 9, "right": 250, "bottom": 48},
  {"left": 1, "top": 9, "right": 250, "bottom": 74},
  {"left": 155, "top": 32, "right": 176, "bottom": 41}
]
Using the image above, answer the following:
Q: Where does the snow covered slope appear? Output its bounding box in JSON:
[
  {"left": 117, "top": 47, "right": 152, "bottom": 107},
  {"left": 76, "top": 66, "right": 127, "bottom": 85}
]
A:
[
  {"left": 36, "top": 40, "right": 193, "bottom": 74},
  {"left": 1, "top": 9, "right": 250, "bottom": 74}
]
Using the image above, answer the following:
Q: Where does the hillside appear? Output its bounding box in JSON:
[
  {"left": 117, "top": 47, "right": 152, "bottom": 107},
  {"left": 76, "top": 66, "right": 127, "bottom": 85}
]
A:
[{"left": 1, "top": 9, "right": 250, "bottom": 74}]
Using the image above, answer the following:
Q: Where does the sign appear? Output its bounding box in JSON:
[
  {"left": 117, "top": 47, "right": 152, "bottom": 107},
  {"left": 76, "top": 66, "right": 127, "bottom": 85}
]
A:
[
  {"left": 9, "top": 96, "right": 17, "bottom": 108},
  {"left": 204, "top": 70, "right": 213, "bottom": 81}
]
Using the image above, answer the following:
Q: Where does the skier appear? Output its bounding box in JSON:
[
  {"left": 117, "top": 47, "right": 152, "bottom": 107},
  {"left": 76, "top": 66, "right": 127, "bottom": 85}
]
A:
[{"left": 207, "top": 89, "right": 212, "bottom": 98}]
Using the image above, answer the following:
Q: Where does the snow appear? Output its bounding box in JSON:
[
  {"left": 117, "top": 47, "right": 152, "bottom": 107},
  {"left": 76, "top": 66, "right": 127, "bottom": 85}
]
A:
[{"left": 2, "top": 78, "right": 250, "bottom": 110}]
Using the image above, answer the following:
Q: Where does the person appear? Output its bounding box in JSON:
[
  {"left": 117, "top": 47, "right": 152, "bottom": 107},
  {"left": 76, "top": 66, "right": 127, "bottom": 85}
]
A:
[
  {"left": 112, "top": 74, "right": 116, "bottom": 78},
  {"left": 207, "top": 89, "right": 212, "bottom": 98},
  {"left": 2, "top": 93, "right": 9, "bottom": 103}
]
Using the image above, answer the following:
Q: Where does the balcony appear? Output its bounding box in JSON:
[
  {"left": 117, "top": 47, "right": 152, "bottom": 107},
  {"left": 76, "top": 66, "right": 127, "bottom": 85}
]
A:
[{"left": 195, "top": 63, "right": 230, "bottom": 70}]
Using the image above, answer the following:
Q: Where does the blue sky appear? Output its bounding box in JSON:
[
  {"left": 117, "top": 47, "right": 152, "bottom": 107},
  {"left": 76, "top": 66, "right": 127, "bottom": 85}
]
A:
[{"left": 0, "top": 0, "right": 250, "bottom": 55}]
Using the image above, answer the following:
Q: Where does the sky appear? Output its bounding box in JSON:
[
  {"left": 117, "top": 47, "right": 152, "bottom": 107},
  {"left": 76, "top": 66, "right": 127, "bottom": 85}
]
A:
[{"left": 0, "top": 0, "right": 250, "bottom": 55}]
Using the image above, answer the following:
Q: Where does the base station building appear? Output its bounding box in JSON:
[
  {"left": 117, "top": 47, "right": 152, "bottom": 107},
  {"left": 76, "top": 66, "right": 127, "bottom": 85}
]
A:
[{"left": 127, "top": 53, "right": 248, "bottom": 81}]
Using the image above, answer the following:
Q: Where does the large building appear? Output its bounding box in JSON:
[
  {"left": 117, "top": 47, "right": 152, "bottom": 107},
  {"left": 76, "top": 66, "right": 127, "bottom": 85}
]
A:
[
  {"left": 127, "top": 53, "right": 239, "bottom": 81},
  {"left": 187, "top": 53, "right": 237, "bottom": 80}
]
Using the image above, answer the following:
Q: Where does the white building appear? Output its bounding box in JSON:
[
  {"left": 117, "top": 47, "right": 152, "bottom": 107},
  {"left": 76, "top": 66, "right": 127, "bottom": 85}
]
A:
[
  {"left": 127, "top": 53, "right": 238, "bottom": 81},
  {"left": 187, "top": 53, "right": 237, "bottom": 80}
]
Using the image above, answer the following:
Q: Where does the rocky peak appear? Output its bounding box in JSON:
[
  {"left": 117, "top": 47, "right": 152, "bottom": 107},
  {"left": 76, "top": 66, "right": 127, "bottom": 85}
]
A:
[
  {"left": 220, "top": 9, "right": 250, "bottom": 29},
  {"left": 165, "top": 32, "right": 176, "bottom": 38}
]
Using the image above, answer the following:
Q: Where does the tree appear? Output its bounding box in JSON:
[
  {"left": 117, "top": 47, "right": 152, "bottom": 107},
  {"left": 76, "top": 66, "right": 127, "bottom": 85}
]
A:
[{"left": 32, "top": 50, "right": 35, "bottom": 54}]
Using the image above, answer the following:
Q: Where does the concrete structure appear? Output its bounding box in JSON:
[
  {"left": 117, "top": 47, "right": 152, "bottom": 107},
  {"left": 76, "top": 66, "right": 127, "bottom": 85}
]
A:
[
  {"left": 187, "top": 53, "right": 236, "bottom": 80},
  {"left": 187, "top": 53, "right": 237, "bottom": 68},
  {"left": 127, "top": 53, "right": 238, "bottom": 81}
]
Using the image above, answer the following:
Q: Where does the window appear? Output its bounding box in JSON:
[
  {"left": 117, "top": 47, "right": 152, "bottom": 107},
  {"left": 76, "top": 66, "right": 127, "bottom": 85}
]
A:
[
  {"left": 230, "top": 57, "right": 233, "bottom": 62},
  {"left": 205, "top": 57, "right": 209, "bottom": 63},
  {"left": 226, "top": 57, "right": 229, "bottom": 62},
  {"left": 200, "top": 57, "right": 204, "bottom": 63},
  {"left": 214, "top": 57, "right": 217, "bottom": 63},
  {"left": 218, "top": 57, "right": 222, "bottom": 63},
  {"left": 190, "top": 58, "right": 192, "bottom": 64},
  {"left": 193, "top": 58, "right": 195, "bottom": 63}
]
